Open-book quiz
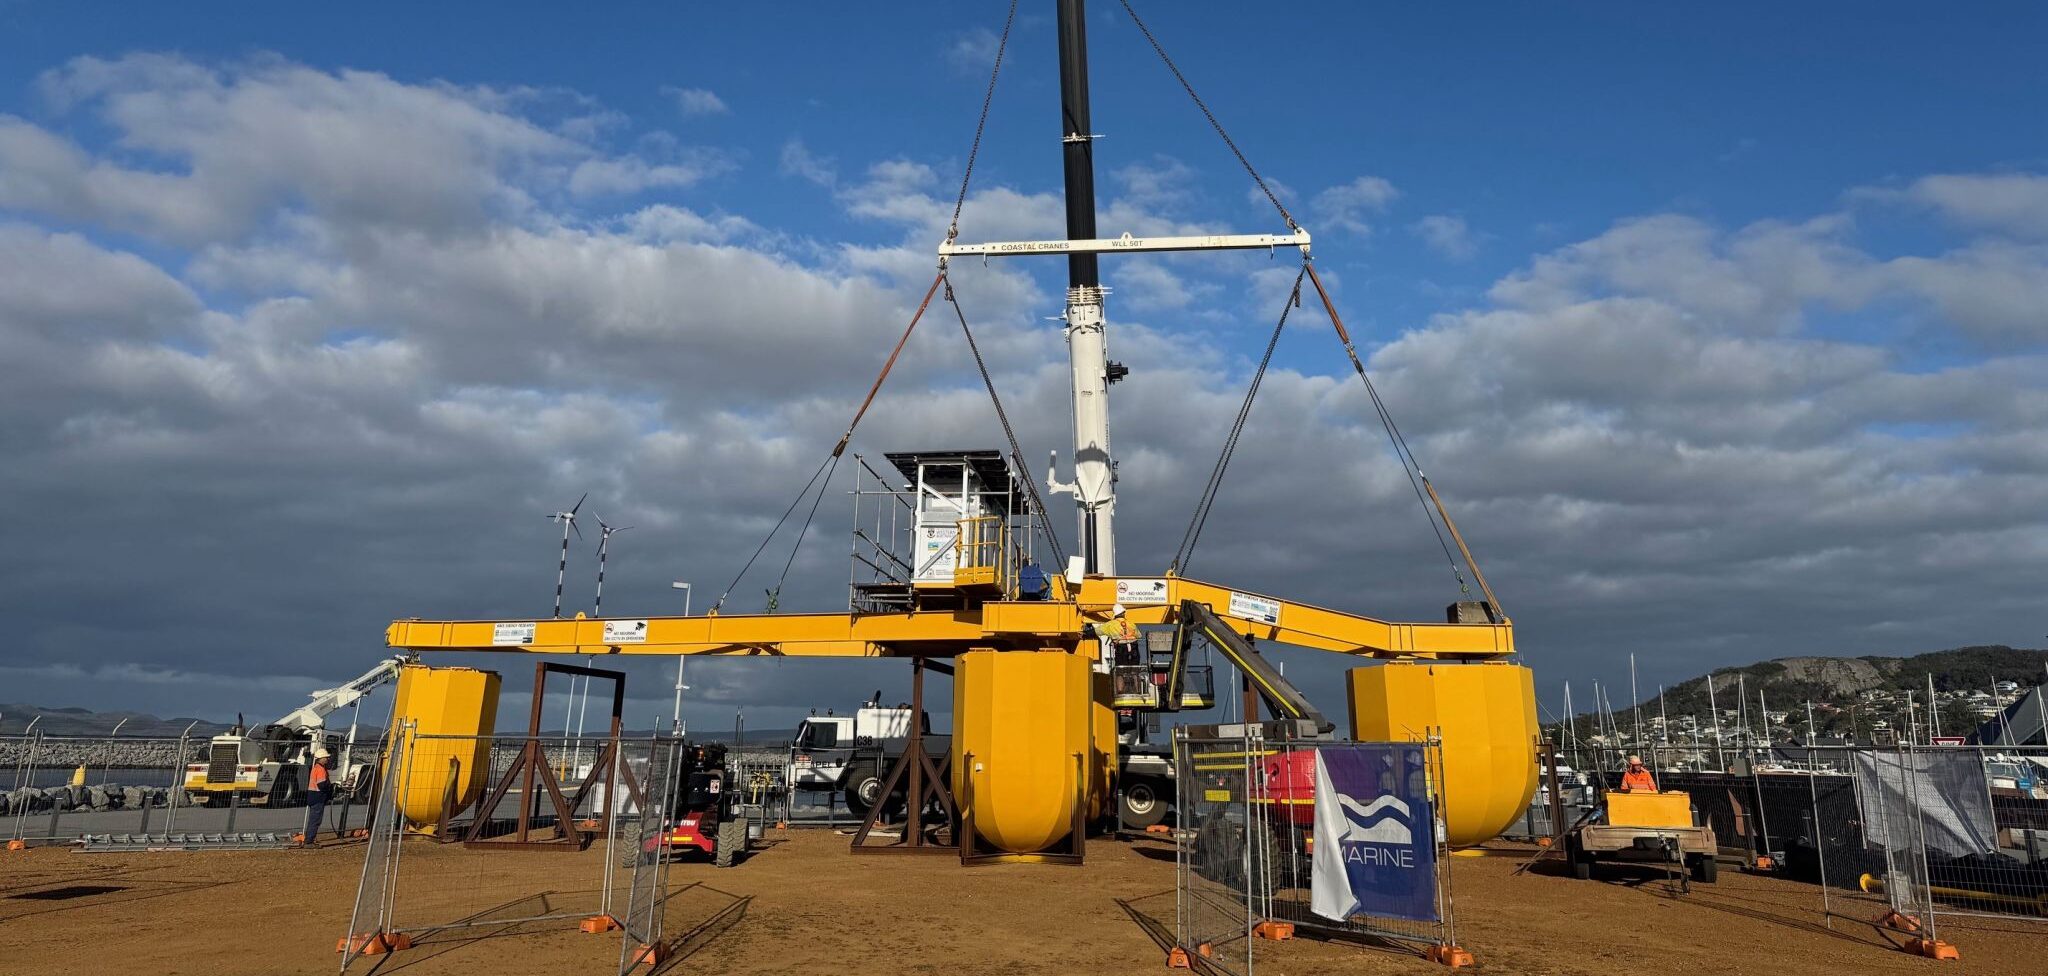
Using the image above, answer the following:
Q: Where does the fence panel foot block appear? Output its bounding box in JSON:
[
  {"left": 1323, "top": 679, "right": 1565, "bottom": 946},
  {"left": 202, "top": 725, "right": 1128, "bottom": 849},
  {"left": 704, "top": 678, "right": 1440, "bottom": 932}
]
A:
[{"left": 1427, "top": 944, "right": 1476, "bottom": 968}]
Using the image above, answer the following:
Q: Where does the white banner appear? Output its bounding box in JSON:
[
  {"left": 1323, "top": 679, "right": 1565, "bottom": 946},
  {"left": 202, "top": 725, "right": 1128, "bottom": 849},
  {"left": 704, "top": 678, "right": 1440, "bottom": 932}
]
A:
[
  {"left": 602, "top": 619, "right": 649, "bottom": 644},
  {"left": 1228, "top": 591, "right": 1280, "bottom": 626},
  {"left": 1115, "top": 578, "right": 1169, "bottom": 605},
  {"left": 491, "top": 622, "right": 535, "bottom": 646}
]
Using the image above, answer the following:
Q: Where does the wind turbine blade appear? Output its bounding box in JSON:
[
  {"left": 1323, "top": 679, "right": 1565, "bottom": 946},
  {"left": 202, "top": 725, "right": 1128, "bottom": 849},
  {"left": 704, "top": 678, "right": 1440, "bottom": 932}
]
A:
[
  {"left": 570, "top": 492, "right": 587, "bottom": 516},
  {"left": 572, "top": 519, "right": 584, "bottom": 540}
]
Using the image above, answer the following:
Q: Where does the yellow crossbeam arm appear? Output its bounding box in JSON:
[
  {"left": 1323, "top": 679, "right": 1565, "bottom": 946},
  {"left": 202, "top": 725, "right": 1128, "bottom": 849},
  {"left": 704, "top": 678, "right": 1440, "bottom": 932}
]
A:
[
  {"left": 1075, "top": 577, "right": 1514, "bottom": 659},
  {"left": 383, "top": 575, "right": 1510, "bottom": 660}
]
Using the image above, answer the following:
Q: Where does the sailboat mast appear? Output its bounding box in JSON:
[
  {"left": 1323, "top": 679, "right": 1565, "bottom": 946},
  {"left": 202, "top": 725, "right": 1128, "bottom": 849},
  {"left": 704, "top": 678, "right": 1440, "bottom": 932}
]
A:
[{"left": 1054, "top": 0, "right": 1117, "bottom": 574}]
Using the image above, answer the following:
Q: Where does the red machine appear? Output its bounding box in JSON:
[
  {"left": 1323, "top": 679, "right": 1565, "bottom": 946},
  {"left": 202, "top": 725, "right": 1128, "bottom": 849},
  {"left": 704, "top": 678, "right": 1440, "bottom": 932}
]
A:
[{"left": 638, "top": 741, "right": 749, "bottom": 868}]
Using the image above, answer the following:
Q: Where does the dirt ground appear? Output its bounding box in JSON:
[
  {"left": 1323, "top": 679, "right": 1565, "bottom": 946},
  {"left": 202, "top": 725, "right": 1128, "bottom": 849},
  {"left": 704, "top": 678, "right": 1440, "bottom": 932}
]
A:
[{"left": 2, "top": 831, "right": 2041, "bottom": 975}]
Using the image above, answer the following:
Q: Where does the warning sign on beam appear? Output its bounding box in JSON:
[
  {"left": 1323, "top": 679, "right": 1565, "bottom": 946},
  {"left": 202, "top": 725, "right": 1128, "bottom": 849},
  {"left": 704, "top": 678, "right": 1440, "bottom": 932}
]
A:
[
  {"left": 1228, "top": 591, "right": 1281, "bottom": 626},
  {"left": 492, "top": 622, "right": 536, "bottom": 646},
  {"left": 1116, "top": 578, "right": 1169, "bottom": 605},
  {"left": 602, "top": 619, "right": 649, "bottom": 644}
]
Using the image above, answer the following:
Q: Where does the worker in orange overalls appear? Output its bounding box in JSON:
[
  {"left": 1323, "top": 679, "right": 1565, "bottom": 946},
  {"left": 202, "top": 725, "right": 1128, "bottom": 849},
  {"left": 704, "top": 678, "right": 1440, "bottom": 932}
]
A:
[
  {"left": 1619, "top": 754, "right": 1657, "bottom": 792},
  {"left": 301, "top": 747, "right": 333, "bottom": 847}
]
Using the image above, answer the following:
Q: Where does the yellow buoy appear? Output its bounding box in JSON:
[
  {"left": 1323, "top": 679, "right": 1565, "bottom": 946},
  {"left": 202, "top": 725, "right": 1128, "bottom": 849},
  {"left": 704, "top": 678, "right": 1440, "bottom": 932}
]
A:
[
  {"left": 70, "top": 765, "right": 86, "bottom": 788},
  {"left": 1347, "top": 661, "right": 1538, "bottom": 847},
  {"left": 952, "top": 650, "right": 1093, "bottom": 854},
  {"left": 387, "top": 664, "right": 501, "bottom": 827}
]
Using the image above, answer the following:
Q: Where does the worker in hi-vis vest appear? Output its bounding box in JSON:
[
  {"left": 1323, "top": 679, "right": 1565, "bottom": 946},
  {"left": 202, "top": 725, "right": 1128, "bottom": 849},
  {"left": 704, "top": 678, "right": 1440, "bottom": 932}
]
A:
[
  {"left": 1103, "top": 604, "right": 1140, "bottom": 667},
  {"left": 1619, "top": 754, "right": 1657, "bottom": 792},
  {"left": 301, "top": 747, "right": 333, "bottom": 846}
]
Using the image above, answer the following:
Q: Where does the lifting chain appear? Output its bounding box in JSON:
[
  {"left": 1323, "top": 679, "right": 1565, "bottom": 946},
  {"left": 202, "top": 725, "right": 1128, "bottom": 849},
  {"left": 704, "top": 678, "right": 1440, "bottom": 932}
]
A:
[{"left": 947, "top": 0, "right": 1021, "bottom": 244}]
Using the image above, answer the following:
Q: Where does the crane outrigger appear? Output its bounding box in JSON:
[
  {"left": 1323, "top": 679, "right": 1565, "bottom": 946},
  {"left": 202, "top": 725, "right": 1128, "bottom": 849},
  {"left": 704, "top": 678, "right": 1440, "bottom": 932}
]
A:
[{"left": 382, "top": 0, "right": 1538, "bottom": 858}]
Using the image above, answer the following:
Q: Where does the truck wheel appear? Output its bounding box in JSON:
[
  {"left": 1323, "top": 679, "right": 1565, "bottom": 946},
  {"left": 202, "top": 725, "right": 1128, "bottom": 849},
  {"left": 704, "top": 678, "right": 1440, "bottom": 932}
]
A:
[
  {"left": 1119, "top": 779, "right": 1168, "bottom": 830},
  {"left": 1689, "top": 853, "right": 1718, "bottom": 884},
  {"left": 1567, "top": 837, "right": 1592, "bottom": 880},
  {"left": 268, "top": 773, "right": 301, "bottom": 808},
  {"left": 714, "top": 816, "right": 746, "bottom": 868},
  {"left": 843, "top": 762, "right": 885, "bottom": 820}
]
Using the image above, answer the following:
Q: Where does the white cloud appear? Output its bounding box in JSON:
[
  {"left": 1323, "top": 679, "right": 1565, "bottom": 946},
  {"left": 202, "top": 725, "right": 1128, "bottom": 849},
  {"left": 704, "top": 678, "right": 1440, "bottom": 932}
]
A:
[
  {"left": 1312, "top": 175, "right": 1399, "bottom": 235},
  {"left": 780, "top": 138, "right": 837, "bottom": 187},
  {"left": 662, "top": 85, "right": 729, "bottom": 117},
  {"left": 945, "top": 28, "right": 1000, "bottom": 73},
  {"left": 1412, "top": 215, "right": 1479, "bottom": 260},
  {"left": 1889, "top": 172, "right": 2048, "bottom": 240}
]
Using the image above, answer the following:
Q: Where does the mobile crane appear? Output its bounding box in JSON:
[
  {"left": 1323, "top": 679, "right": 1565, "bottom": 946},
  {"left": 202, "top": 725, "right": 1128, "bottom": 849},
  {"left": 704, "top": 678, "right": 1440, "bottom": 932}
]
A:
[{"left": 184, "top": 654, "right": 409, "bottom": 807}]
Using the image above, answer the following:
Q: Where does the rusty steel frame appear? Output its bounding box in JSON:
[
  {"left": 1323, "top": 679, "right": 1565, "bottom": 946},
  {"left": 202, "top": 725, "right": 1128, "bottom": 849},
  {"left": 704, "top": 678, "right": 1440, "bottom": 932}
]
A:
[
  {"left": 462, "top": 662, "right": 637, "bottom": 851},
  {"left": 850, "top": 657, "right": 958, "bottom": 855}
]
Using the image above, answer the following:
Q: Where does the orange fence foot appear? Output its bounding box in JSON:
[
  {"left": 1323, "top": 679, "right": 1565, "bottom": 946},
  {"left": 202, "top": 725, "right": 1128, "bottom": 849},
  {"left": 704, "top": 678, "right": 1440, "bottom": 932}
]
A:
[
  {"left": 578, "top": 915, "right": 621, "bottom": 934},
  {"left": 1749, "top": 855, "right": 1775, "bottom": 871},
  {"left": 1876, "top": 910, "right": 1923, "bottom": 934},
  {"left": 629, "top": 943, "right": 669, "bottom": 968},
  {"left": 1253, "top": 921, "right": 1294, "bottom": 941},
  {"left": 336, "top": 932, "right": 413, "bottom": 955},
  {"left": 5, "top": 839, "right": 25, "bottom": 851},
  {"left": 1427, "top": 944, "right": 1476, "bottom": 968},
  {"left": 1166, "top": 947, "right": 1194, "bottom": 969},
  {"left": 1908, "top": 938, "right": 1958, "bottom": 961},
  {"left": 1145, "top": 824, "right": 1173, "bottom": 835},
  {"left": 1196, "top": 942, "right": 1213, "bottom": 958}
]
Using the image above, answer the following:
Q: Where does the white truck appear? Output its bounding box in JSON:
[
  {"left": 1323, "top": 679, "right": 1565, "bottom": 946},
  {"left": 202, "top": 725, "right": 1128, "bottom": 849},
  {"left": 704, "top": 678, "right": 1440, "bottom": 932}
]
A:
[
  {"left": 786, "top": 692, "right": 1178, "bottom": 828},
  {"left": 183, "top": 655, "right": 408, "bottom": 807},
  {"left": 786, "top": 693, "right": 943, "bottom": 819}
]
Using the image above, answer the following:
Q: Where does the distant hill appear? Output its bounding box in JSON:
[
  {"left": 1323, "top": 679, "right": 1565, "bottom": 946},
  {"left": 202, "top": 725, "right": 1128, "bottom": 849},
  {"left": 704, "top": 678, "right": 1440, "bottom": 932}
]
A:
[
  {"left": 1560, "top": 645, "right": 2048, "bottom": 743},
  {"left": 0, "top": 703, "right": 232, "bottom": 738}
]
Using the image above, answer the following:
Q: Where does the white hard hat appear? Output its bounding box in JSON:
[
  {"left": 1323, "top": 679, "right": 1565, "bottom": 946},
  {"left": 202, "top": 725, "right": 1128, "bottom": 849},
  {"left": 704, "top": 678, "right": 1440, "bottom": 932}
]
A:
[
  {"left": 313, "top": 748, "right": 331, "bottom": 759},
  {"left": 1111, "top": 603, "right": 1127, "bottom": 616}
]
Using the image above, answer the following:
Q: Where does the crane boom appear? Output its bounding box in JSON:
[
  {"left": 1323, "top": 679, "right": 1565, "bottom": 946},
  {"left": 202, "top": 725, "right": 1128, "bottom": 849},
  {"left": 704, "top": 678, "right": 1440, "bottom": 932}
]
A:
[{"left": 270, "top": 654, "right": 410, "bottom": 730}]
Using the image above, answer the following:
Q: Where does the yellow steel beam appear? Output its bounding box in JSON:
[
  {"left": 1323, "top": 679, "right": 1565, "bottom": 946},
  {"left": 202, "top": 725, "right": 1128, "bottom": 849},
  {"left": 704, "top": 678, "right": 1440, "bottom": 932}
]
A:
[
  {"left": 1078, "top": 577, "right": 1516, "bottom": 658},
  {"left": 384, "top": 575, "right": 1512, "bottom": 660}
]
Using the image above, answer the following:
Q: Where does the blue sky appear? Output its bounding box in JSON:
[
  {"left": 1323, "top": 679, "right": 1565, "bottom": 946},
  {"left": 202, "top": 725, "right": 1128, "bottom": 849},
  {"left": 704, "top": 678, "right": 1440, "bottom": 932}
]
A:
[
  {"left": 9, "top": 1, "right": 2042, "bottom": 340},
  {"left": 1, "top": 2, "right": 2045, "bottom": 729}
]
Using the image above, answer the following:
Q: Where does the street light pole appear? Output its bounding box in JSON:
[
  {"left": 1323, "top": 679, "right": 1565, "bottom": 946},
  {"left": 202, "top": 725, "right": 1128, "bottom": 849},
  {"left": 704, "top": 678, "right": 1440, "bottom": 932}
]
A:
[{"left": 671, "top": 581, "right": 692, "bottom": 733}]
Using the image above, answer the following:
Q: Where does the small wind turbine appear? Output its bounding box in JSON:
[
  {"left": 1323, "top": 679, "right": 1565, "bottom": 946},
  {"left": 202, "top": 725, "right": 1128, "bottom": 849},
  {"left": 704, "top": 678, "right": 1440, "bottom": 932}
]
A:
[
  {"left": 592, "top": 516, "right": 632, "bottom": 618},
  {"left": 547, "top": 492, "right": 587, "bottom": 618}
]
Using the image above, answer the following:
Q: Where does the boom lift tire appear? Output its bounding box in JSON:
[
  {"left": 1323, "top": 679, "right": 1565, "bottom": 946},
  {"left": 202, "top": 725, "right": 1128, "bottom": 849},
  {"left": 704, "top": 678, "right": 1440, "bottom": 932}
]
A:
[
  {"left": 1119, "top": 778, "right": 1168, "bottom": 830},
  {"left": 616, "top": 820, "right": 648, "bottom": 869},
  {"left": 1688, "top": 853, "right": 1718, "bottom": 884},
  {"left": 714, "top": 816, "right": 747, "bottom": 868}
]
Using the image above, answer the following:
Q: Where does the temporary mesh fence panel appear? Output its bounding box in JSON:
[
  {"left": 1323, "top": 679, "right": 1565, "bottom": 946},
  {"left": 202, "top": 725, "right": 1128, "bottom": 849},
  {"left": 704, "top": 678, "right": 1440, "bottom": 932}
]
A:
[
  {"left": 618, "top": 736, "right": 684, "bottom": 975},
  {"left": 1174, "top": 730, "right": 1461, "bottom": 974},
  {"left": 1269, "top": 737, "right": 1455, "bottom": 948},
  {"left": 1864, "top": 746, "right": 2048, "bottom": 922},
  {"left": 342, "top": 723, "right": 413, "bottom": 970},
  {"left": 2, "top": 733, "right": 364, "bottom": 848},
  {"left": 1175, "top": 729, "right": 1257, "bottom": 976}
]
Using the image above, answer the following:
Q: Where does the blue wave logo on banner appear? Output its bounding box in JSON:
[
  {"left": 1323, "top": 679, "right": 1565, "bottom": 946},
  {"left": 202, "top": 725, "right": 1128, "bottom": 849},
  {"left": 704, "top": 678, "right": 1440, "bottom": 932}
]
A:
[{"left": 1338, "top": 795, "right": 1416, "bottom": 847}]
